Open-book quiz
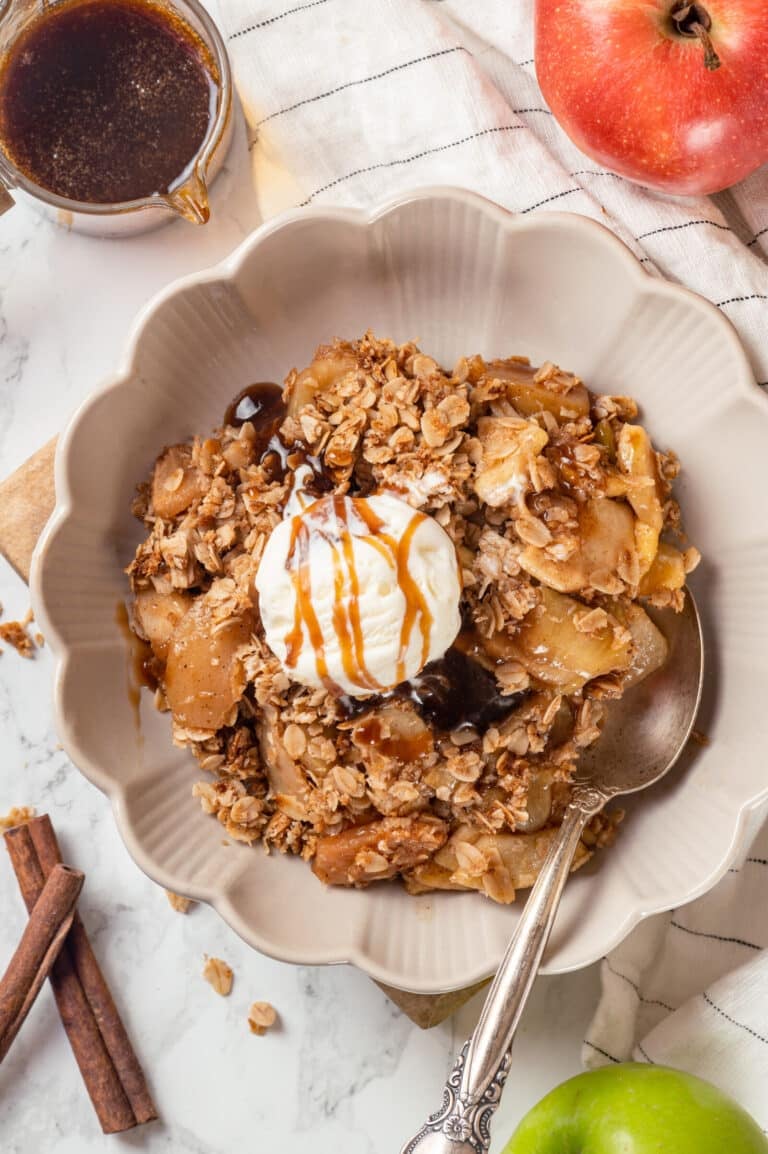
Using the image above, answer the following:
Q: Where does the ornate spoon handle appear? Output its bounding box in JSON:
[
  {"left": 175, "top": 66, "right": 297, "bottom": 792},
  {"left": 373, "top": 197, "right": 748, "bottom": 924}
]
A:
[{"left": 400, "top": 787, "right": 607, "bottom": 1154}]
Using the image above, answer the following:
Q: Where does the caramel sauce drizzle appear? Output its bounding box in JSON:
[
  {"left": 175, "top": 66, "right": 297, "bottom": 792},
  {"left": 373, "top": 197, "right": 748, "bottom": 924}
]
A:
[
  {"left": 353, "top": 714, "right": 433, "bottom": 762},
  {"left": 284, "top": 516, "right": 333, "bottom": 689},
  {"left": 335, "top": 497, "right": 376, "bottom": 690},
  {"left": 354, "top": 502, "right": 432, "bottom": 685},
  {"left": 283, "top": 495, "right": 434, "bottom": 695}
]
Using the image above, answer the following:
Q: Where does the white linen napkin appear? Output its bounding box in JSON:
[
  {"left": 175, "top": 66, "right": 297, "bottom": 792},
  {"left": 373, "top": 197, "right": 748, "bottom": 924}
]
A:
[{"left": 216, "top": 0, "right": 768, "bottom": 1125}]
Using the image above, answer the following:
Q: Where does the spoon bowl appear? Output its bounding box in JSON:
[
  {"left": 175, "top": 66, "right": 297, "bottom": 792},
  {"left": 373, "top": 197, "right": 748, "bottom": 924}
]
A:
[
  {"left": 402, "top": 591, "right": 704, "bottom": 1154},
  {"left": 576, "top": 596, "right": 704, "bottom": 797}
]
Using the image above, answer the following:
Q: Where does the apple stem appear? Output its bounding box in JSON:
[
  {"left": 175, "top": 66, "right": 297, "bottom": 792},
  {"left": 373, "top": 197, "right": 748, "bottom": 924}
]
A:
[
  {"left": 688, "top": 20, "right": 722, "bottom": 71},
  {"left": 670, "top": 2, "right": 722, "bottom": 71}
]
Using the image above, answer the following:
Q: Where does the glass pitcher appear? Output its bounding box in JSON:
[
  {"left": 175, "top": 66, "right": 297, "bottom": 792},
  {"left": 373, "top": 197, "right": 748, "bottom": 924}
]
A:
[{"left": 0, "top": 0, "right": 232, "bottom": 236}]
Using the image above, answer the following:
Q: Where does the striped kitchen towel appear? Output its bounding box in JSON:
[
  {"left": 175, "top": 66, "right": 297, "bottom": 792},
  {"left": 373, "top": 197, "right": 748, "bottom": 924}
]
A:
[
  {"left": 219, "top": 0, "right": 768, "bottom": 387},
  {"left": 218, "top": 0, "right": 768, "bottom": 1126},
  {"left": 583, "top": 815, "right": 768, "bottom": 1132}
]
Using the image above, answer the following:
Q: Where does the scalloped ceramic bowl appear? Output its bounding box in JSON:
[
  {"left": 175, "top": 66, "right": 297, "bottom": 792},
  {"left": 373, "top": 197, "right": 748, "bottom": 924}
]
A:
[{"left": 31, "top": 187, "right": 768, "bottom": 994}]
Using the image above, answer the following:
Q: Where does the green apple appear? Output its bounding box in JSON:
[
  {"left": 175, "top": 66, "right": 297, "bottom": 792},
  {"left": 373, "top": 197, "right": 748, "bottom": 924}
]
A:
[{"left": 504, "top": 1063, "right": 768, "bottom": 1154}]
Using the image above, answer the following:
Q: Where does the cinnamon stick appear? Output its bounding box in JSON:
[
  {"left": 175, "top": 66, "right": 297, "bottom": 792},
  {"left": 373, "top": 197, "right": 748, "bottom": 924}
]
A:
[
  {"left": 0, "top": 863, "right": 83, "bottom": 1062},
  {"left": 4, "top": 818, "right": 158, "bottom": 1133},
  {"left": 27, "top": 816, "right": 158, "bottom": 1124}
]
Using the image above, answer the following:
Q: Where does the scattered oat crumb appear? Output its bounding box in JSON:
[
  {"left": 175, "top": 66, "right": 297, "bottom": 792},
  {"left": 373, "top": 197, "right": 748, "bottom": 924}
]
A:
[
  {"left": 166, "top": 889, "right": 196, "bottom": 914},
  {"left": 202, "top": 955, "right": 233, "bottom": 996},
  {"left": 690, "top": 729, "right": 710, "bottom": 747},
  {"left": 0, "top": 620, "right": 35, "bottom": 658},
  {"left": 0, "top": 805, "right": 36, "bottom": 833},
  {"left": 35, "top": 632, "right": 45, "bottom": 647},
  {"left": 221, "top": 839, "right": 230, "bottom": 847},
  {"left": 248, "top": 1001, "right": 278, "bottom": 1035}
]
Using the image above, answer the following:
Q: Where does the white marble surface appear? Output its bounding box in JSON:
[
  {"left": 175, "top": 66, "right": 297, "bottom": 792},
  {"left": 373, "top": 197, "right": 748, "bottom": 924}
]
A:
[{"left": 0, "top": 100, "right": 600, "bottom": 1154}]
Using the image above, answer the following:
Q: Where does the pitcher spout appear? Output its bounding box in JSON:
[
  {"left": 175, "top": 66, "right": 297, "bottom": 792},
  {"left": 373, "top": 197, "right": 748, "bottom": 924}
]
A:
[{"left": 165, "top": 170, "right": 210, "bottom": 225}]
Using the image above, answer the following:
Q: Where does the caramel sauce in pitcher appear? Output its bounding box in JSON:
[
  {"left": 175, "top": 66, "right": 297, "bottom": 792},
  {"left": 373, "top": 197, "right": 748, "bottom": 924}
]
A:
[{"left": 0, "top": 0, "right": 217, "bottom": 203}]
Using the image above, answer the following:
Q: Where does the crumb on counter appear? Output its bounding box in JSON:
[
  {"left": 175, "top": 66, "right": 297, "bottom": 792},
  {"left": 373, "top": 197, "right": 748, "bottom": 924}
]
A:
[
  {"left": 248, "top": 1001, "right": 278, "bottom": 1036},
  {"left": 166, "top": 889, "right": 196, "bottom": 914},
  {"left": 202, "top": 955, "right": 233, "bottom": 996},
  {"left": 0, "top": 805, "right": 36, "bottom": 832},
  {"left": 0, "top": 619, "right": 35, "bottom": 658}
]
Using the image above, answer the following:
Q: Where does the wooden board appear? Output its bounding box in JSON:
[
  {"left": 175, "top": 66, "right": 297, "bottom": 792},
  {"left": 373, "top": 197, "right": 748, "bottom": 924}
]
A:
[
  {"left": 0, "top": 441, "right": 486, "bottom": 1027},
  {"left": 0, "top": 438, "right": 57, "bottom": 582}
]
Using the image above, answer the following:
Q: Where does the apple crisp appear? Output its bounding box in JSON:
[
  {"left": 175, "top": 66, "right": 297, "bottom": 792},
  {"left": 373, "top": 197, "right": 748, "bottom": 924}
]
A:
[{"left": 126, "top": 333, "right": 699, "bottom": 904}]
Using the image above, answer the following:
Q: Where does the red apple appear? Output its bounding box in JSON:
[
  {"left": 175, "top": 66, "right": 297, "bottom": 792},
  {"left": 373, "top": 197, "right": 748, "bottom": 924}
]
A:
[{"left": 535, "top": 1, "right": 768, "bottom": 195}]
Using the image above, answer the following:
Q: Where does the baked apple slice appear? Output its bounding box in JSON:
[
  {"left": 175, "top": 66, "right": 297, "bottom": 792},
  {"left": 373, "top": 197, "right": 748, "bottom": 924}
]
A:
[
  {"left": 638, "top": 541, "right": 687, "bottom": 597},
  {"left": 512, "top": 587, "right": 632, "bottom": 693},
  {"left": 257, "top": 703, "right": 311, "bottom": 821},
  {"left": 519, "top": 496, "right": 636, "bottom": 593},
  {"left": 617, "top": 424, "right": 664, "bottom": 576},
  {"left": 131, "top": 588, "right": 190, "bottom": 662},
  {"left": 312, "top": 814, "right": 448, "bottom": 886},
  {"left": 618, "top": 603, "right": 669, "bottom": 689},
  {"left": 164, "top": 594, "right": 254, "bottom": 730},
  {"left": 410, "top": 824, "right": 591, "bottom": 903},
  {"left": 473, "top": 415, "right": 549, "bottom": 508},
  {"left": 287, "top": 344, "right": 358, "bottom": 416},
  {"left": 483, "top": 359, "right": 590, "bottom": 420},
  {"left": 151, "top": 444, "right": 207, "bottom": 519}
]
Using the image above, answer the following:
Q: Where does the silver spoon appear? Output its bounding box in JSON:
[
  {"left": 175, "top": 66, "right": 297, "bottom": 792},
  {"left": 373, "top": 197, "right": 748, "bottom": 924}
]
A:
[{"left": 401, "top": 593, "right": 704, "bottom": 1154}]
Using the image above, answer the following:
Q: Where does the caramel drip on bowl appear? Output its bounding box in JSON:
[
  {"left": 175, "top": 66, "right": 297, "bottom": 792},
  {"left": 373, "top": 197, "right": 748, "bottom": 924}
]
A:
[{"left": 282, "top": 496, "right": 434, "bottom": 695}]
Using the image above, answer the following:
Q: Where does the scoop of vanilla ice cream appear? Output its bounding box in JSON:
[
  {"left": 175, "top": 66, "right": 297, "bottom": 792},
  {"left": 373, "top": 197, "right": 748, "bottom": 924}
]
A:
[{"left": 255, "top": 492, "right": 461, "bottom": 697}]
